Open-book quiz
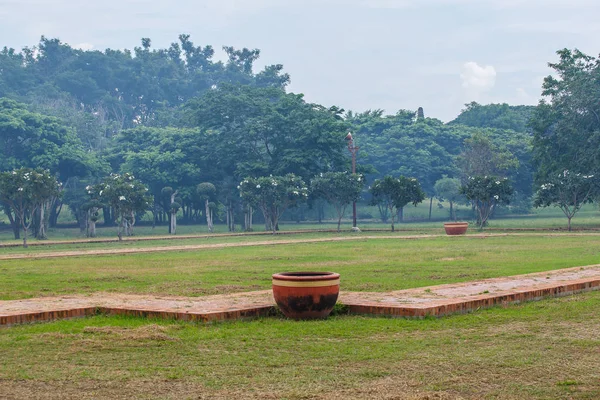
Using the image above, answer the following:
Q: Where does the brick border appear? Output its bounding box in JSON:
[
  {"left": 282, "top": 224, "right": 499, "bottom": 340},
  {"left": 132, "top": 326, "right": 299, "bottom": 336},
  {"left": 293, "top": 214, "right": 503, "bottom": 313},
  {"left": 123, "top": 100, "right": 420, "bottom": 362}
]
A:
[
  {"left": 1, "top": 273, "right": 600, "bottom": 327},
  {"left": 344, "top": 277, "right": 600, "bottom": 317}
]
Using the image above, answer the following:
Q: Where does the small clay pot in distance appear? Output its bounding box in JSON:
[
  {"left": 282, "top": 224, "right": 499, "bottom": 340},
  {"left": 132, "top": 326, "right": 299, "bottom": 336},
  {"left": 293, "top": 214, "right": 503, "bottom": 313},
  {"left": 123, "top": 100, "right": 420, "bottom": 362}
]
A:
[{"left": 443, "top": 222, "right": 469, "bottom": 235}]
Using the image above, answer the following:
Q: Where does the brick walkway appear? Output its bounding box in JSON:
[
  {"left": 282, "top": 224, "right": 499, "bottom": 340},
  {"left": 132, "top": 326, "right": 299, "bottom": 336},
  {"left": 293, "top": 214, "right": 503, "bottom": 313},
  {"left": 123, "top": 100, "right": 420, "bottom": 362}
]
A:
[{"left": 1, "top": 265, "right": 599, "bottom": 326}]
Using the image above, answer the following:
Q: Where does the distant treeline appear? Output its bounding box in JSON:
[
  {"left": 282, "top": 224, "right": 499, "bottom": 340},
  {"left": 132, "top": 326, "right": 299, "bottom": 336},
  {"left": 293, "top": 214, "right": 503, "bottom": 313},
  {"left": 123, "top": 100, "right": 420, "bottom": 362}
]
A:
[{"left": 6, "top": 36, "right": 593, "bottom": 234}]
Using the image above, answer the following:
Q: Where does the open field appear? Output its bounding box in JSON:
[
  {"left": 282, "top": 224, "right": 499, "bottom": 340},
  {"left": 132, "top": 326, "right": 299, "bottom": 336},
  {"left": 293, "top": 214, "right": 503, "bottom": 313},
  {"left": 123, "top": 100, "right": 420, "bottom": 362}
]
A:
[
  {"left": 2, "top": 234, "right": 600, "bottom": 300},
  {"left": 1, "top": 291, "right": 599, "bottom": 399},
  {"left": 2, "top": 228, "right": 600, "bottom": 399}
]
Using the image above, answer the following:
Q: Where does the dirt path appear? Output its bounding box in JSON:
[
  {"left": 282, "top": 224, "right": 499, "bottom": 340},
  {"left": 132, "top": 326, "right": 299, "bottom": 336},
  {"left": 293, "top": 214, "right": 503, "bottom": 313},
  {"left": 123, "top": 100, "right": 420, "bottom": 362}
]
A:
[{"left": 0, "top": 234, "right": 436, "bottom": 260}]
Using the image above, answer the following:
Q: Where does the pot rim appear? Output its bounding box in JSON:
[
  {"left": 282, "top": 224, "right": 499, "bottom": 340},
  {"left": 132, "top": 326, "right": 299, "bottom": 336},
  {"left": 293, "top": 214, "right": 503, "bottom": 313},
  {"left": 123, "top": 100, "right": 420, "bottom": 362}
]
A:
[
  {"left": 443, "top": 222, "right": 469, "bottom": 226},
  {"left": 272, "top": 271, "right": 340, "bottom": 281}
]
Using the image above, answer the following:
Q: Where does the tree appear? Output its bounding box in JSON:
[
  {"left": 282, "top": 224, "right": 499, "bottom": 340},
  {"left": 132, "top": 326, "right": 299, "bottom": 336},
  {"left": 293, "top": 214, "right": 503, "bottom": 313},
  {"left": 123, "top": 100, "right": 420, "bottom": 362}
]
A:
[
  {"left": 239, "top": 174, "right": 308, "bottom": 234},
  {"left": 457, "top": 132, "right": 519, "bottom": 179},
  {"left": 160, "top": 187, "right": 180, "bottom": 235},
  {"left": 185, "top": 85, "right": 349, "bottom": 182},
  {"left": 370, "top": 176, "right": 426, "bottom": 232},
  {"left": 449, "top": 102, "right": 535, "bottom": 133},
  {"left": 0, "top": 168, "right": 60, "bottom": 247},
  {"left": 460, "top": 176, "right": 513, "bottom": 230},
  {"left": 531, "top": 49, "right": 600, "bottom": 185},
  {"left": 311, "top": 172, "right": 365, "bottom": 232},
  {"left": 88, "top": 173, "right": 152, "bottom": 240},
  {"left": 434, "top": 176, "right": 464, "bottom": 221},
  {"left": 197, "top": 182, "right": 217, "bottom": 233},
  {"left": 533, "top": 170, "right": 599, "bottom": 231}
]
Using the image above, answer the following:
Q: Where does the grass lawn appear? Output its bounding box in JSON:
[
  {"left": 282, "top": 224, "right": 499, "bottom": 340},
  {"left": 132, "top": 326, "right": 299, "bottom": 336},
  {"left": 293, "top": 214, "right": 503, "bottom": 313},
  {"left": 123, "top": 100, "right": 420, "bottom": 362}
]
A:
[
  {"left": 1, "top": 203, "right": 599, "bottom": 243},
  {"left": 1, "top": 235, "right": 600, "bottom": 300},
  {"left": 1, "top": 291, "right": 599, "bottom": 399},
  {"left": 2, "top": 230, "right": 600, "bottom": 399}
]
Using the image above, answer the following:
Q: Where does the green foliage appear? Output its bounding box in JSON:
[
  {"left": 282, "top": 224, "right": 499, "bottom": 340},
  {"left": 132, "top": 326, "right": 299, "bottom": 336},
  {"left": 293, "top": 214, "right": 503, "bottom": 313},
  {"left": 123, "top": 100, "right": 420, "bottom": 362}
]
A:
[
  {"left": 434, "top": 176, "right": 464, "bottom": 221},
  {"left": 460, "top": 176, "right": 514, "bottom": 229},
  {"left": 531, "top": 49, "right": 600, "bottom": 183},
  {"left": 0, "top": 98, "right": 97, "bottom": 180},
  {"left": 87, "top": 173, "right": 152, "bottom": 239},
  {"left": 370, "top": 176, "right": 425, "bottom": 231},
  {"left": 311, "top": 172, "right": 365, "bottom": 231},
  {"left": 0, "top": 168, "right": 60, "bottom": 246},
  {"left": 186, "top": 85, "right": 348, "bottom": 181},
  {"left": 533, "top": 170, "right": 599, "bottom": 231},
  {"left": 239, "top": 174, "right": 308, "bottom": 233},
  {"left": 197, "top": 182, "right": 216, "bottom": 201},
  {"left": 450, "top": 102, "right": 535, "bottom": 133},
  {"left": 0, "top": 35, "right": 289, "bottom": 131},
  {"left": 457, "top": 132, "right": 519, "bottom": 178}
]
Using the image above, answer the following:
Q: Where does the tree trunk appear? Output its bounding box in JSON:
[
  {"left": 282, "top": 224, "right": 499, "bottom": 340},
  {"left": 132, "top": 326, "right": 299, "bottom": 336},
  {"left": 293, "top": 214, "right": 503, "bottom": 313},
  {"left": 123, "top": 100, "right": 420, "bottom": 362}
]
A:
[
  {"left": 568, "top": 216, "right": 572, "bottom": 231},
  {"left": 4, "top": 205, "right": 20, "bottom": 239},
  {"left": 171, "top": 211, "right": 177, "bottom": 235},
  {"left": 88, "top": 213, "right": 97, "bottom": 238},
  {"left": 127, "top": 211, "right": 135, "bottom": 236},
  {"left": 37, "top": 202, "right": 46, "bottom": 239},
  {"left": 450, "top": 201, "right": 455, "bottom": 221},
  {"left": 170, "top": 190, "right": 178, "bottom": 235},
  {"left": 428, "top": 197, "right": 433, "bottom": 220},
  {"left": 49, "top": 197, "right": 62, "bottom": 228},
  {"left": 117, "top": 215, "right": 123, "bottom": 241},
  {"left": 244, "top": 205, "right": 253, "bottom": 231},
  {"left": 399, "top": 207, "right": 404, "bottom": 223},
  {"left": 228, "top": 201, "right": 235, "bottom": 232},
  {"left": 23, "top": 227, "right": 28, "bottom": 248},
  {"left": 226, "top": 203, "right": 230, "bottom": 231},
  {"left": 205, "top": 199, "right": 213, "bottom": 233},
  {"left": 36, "top": 201, "right": 49, "bottom": 240}
]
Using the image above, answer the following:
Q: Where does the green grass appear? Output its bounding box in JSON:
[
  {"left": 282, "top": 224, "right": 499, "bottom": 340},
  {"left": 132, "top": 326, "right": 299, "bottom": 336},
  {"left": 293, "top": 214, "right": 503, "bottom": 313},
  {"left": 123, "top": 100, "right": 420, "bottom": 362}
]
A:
[
  {"left": 1, "top": 291, "right": 599, "bottom": 399},
  {"left": 1, "top": 235, "right": 600, "bottom": 300},
  {"left": 1, "top": 202, "right": 599, "bottom": 243}
]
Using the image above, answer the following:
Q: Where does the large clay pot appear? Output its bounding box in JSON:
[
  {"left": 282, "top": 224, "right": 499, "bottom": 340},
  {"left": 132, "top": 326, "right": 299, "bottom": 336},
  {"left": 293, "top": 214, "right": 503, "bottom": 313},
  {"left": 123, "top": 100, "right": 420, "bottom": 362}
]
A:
[
  {"left": 444, "top": 222, "right": 469, "bottom": 235},
  {"left": 272, "top": 272, "right": 340, "bottom": 320}
]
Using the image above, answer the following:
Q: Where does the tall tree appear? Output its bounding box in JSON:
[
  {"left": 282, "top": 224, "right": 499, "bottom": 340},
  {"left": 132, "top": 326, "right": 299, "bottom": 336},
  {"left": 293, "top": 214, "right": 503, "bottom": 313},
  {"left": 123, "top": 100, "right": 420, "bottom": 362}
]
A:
[
  {"left": 531, "top": 49, "right": 600, "bottom": 183},
  {"left": 370, "top": 176, "right": 426, "bottom": 231},
  {"left": 534, "top": 170, "right": 599, "bottom": 231},
  {"left": 311, "top": 172, "right": 365, "bottom": 232},
  {"left": 239, "top": 174, "right": 308, "bottom": 234},
  {"left": 0, "top": 168, "right": 60, "bottom": 247},
  {"left": 88, "top": 173, "right": 152, "bottom": 240},
  {"left": 186, "top": 85, "right": 349, "bottom": 182},
  {"left": 460, "top": 176, "right": 513, "bottom": 230}
]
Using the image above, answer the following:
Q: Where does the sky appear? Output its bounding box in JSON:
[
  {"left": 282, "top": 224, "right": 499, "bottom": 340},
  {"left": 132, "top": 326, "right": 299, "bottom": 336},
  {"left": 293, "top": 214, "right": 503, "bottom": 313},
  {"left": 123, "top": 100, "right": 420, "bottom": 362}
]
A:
[{"left": 1, "top": 0, "right": 599, "bottom": 121}]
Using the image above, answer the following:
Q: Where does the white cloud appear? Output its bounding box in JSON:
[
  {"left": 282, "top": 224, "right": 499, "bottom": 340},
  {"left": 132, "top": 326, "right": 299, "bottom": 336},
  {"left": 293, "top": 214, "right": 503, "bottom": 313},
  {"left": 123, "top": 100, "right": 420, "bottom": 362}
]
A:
[
  {"left": 460, "top": 62, "right": 496, "bottom": 97},
  {"left": 74, "top": 42, "right": 94, "bottom": 51}
]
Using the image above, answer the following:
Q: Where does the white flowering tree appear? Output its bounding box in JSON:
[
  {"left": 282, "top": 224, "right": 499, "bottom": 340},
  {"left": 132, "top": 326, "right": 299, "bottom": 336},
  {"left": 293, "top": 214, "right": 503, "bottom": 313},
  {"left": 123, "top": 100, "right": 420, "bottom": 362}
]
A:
[
  {"left": 311, "top": 172, "right": 365, "bottom": 232},
  {"left": 87, "top": 173, "right": 153, "bottom": 240},
  {"left": 534, "top": 170, "right": 599, "bottom": 231},
  {"left": 239, "top": 174, "right": 309, "bottom": 234},
  {"left": 370, "top": 176, "right": 426, "bottom": 232},
  {"left": 0, "top": 168, "right": 61, "bottom": 247},
  {"left": 460, "top": 176, "right": 513, "bottom": 230}
]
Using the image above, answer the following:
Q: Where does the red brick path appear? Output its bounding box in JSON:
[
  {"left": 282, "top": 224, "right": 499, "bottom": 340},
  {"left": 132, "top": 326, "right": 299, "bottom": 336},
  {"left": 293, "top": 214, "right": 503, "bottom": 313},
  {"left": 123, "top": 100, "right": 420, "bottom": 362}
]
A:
[{"left": 1, "top": 265, "right": 599, "bottom": 326}]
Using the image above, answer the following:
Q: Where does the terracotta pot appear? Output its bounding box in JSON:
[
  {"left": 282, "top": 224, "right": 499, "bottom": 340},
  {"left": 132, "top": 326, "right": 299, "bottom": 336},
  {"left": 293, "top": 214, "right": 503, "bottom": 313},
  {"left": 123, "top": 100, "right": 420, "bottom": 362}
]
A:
[
  {"left": 272, "top": 272, "right": 340, "bottom": 320},
  {"left": 444, "top": 222, "right": 469, "bottom": 235}
]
